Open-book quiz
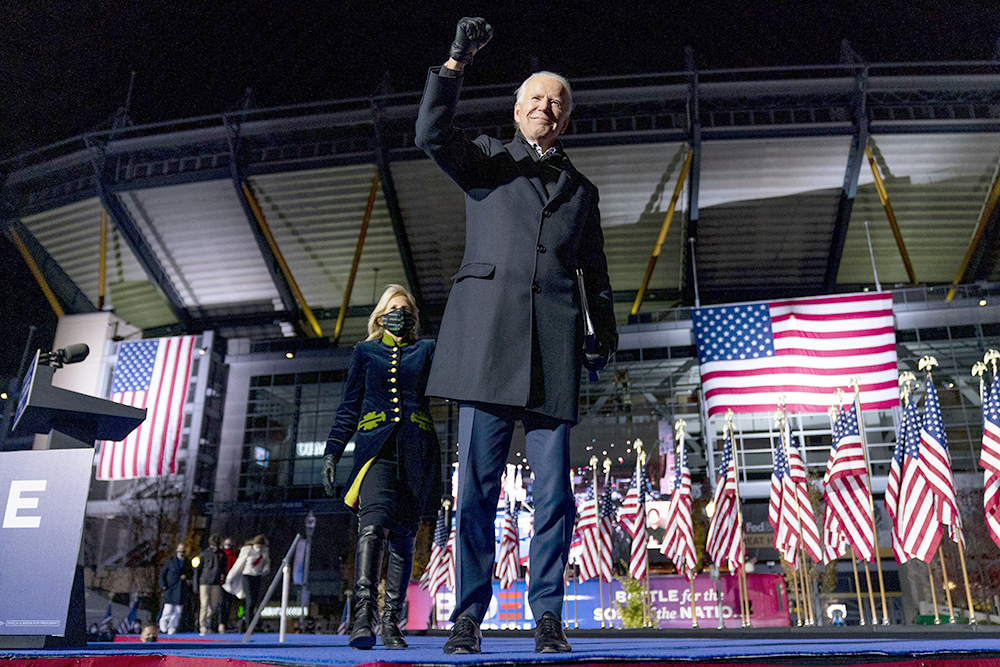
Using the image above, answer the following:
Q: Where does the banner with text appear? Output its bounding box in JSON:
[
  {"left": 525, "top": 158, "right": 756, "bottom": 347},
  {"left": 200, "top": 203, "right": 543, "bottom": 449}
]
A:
[{"left": 407, "top": 573, "right": 789, "bottom": 629}]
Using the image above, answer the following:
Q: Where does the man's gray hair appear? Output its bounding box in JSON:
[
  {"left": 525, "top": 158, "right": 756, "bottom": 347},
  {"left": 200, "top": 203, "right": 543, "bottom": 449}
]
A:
[{"left": 515, "top": 71, "right": 574, "bottom": 114}]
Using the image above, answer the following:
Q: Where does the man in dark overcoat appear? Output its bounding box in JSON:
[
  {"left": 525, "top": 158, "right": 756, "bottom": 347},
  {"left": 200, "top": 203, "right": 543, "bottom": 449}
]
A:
[
  {"left": 158, "top": 542, "right": 193, "bottom": 634},
  {"left": 415, "top": 17, "right": 617, "bottom": 654}
]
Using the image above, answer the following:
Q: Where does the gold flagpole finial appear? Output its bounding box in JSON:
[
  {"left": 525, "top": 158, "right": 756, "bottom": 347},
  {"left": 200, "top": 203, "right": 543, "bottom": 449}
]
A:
[
  {"left": 827, "top": 404, "right": 838, "bottom": 420},
  {"left": 850, "top": 375, "right": 861, "bottom": 392},
  {"left": 985, "top": 349, "right": 1000, "bottom": 373},
  {"left": 972, "top": 361, "right": 987, "bottom": 380},
  {"left": 603, "top": 458, "right": 612, "bottom": 474},
  {"left": 899, "top": 371, "right": 916, "bottom": 406},
  {"left": 918, "top": 355, "right": 938, "bottom": 372},
  {"left": 674, "top": 419, "right": 686, "bottom": 435},
  {"left": 725, "top": 408, "right": 735, "bottom": 426},
  {"left": 834, "top": 387, "right": 845, "bottom": 407},
  {"left": 774, "top": 394, "right": 788, "bottom": 427},
  {"left": 589, "top": 455, "right": 599, "bottom": 468},
  {"left": 638, "top": 449, "right": 647, "bottom": 466},
  {"left": 443, "top": 498, "right": 451, "bottom": 511}
]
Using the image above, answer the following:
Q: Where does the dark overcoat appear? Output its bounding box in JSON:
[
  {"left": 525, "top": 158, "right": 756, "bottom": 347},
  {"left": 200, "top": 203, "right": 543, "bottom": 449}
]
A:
[
  {"left": 415, "top": 67, "right": 616, "bottom": 423},
  {"left": 325, "top": 335, "right": 441, "bottom": 516},
  {"left": 159, "top": 556, "right": 192, "bottom": 605}
]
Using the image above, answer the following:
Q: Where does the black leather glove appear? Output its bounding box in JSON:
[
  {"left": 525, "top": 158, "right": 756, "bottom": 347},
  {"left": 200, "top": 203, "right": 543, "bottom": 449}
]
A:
[
  {"left": 583, "top": 333, "right": 615, "bottom": 372},
  {"left": 322, "top": 454, "right": 337, "bottom": 497},
  {"left": 449, "top": 17, "right": 493, "bottom": 65}
]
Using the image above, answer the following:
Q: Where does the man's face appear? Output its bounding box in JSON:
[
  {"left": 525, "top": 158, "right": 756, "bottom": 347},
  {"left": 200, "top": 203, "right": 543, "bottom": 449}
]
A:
[{"left": 514, "top": 76, "right": 571, "bottom": 150}]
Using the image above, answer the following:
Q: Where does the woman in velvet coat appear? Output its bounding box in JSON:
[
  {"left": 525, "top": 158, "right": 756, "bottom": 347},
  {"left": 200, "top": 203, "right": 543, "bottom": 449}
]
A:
[{"left": 322, "top": 284, "right": 440, "bottom": 650}]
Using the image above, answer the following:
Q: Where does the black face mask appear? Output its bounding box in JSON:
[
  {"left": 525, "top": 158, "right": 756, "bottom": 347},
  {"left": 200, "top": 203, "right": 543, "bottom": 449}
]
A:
[{"left": 382, "top": 307, "right": 415, "bottom": 337}]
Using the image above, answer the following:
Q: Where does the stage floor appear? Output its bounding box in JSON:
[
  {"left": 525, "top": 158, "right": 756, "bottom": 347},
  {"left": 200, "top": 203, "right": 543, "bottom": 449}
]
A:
[{"left": 3, "top": 627, "right": 1000, "bottom": 667}]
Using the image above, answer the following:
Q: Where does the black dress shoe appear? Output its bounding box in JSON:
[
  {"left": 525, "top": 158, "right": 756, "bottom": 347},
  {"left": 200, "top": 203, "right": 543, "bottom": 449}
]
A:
[
  {"left": 443, "top": 614, "right": 482, "bottom": 654},
  {"left": 534, "top": 612, "right": 571, "bottom": 653}
]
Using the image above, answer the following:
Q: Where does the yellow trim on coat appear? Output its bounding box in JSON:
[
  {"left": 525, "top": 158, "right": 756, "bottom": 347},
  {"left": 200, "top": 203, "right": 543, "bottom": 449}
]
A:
[{"left": 344, "top": 456, "right": 378, "bottom": 509}]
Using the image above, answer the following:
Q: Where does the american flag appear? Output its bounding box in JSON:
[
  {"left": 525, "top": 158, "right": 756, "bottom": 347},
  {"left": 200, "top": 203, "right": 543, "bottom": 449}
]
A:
[
  {"left": 823, "top": 402, "right": 875, "bottom": 562},
  {"left": 116, "top": 599, "right": 139, "bottom": 635},
  {"left": 576, "top": 485, "right": 600, "bottom": 582},
  {"left": 982, "top": 371, "right": 1000, "bottom": 549},
  {"left": 706, "top": 426, "right": 745, "bottom": 573},
  {"left": 621, "top": 464, "right": 649, "bottom": 580},
  {"left": 692, "top": 293, "right": 898, "bottom": 417},
  {"left": 97, "top": 336, "right": 196, "bottom": 480},
  {"left": 770, "top": 422, "right": 822, "bottom": 566},
  {"left": 495, "top": 498, "right": 520, "bottom": 589},
  {"left": 822, "top": 409, "right": 849, "bottom": 563},
  {"left": 661, "top": 438, "right": 696, "bottom": 579},
  {"left": 420, "top": 507, "right": 452, "bottom": 597},
  {"left": 920, "top": 377, "right": 964, "bottom": 547},
  {"left": 895, "top": 391, "right": 941, "bottom": 563},
  {"left": 597, "top": 481, "right": 616, "bottom": 583},
  {"left": 884, "top": 396, "right": 909, "bottom": 563},
  {"left": 336, "top": 599, "right": 350, "bottom": 634}
]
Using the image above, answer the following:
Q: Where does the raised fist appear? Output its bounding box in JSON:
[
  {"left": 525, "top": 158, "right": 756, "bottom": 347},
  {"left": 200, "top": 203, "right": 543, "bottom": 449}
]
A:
[{"left": 450, "top": 17, "right": 493, "bottom": 65}]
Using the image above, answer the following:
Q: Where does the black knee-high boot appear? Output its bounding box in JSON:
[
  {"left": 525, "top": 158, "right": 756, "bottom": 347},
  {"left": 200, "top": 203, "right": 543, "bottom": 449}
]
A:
[
  {"left": 350, "top": 524, "right": 387, "bottom": 649},
  {"left": 380, "top": 535, "right": 414, "bottom": 649}
]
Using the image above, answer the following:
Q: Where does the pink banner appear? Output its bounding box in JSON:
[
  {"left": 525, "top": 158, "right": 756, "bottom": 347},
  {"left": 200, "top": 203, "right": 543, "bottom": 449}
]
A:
[{"left": 406, "top": 573, "right": 789, "bottom": 629}]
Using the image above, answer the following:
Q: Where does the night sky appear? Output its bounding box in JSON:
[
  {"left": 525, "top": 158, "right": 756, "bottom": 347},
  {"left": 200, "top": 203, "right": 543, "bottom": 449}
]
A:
[
  {"left": 2, "top": 0, "right": 999, "bottom": 379},
  {"left": 5, "top": 0, "right": 999, "bottom": 154}
]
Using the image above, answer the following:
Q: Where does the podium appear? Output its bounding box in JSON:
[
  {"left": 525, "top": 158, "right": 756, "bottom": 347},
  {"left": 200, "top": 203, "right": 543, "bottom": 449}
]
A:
[
  {"left": 12, "top": 350, "right": 147, "bottom": 449},
  {"left": 0, "top": 351, "right": 146, "bottom": 648}
]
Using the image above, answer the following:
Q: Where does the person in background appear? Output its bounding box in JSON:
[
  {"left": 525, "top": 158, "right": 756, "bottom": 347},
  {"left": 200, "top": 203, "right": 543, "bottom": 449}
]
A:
[
  {"left": 158, "top": 543, "right": 193, "bottom": 635},
  {"left": 225, "top": 534, "right": 270, "bottom": 632},
  {"left": 322, "top": 284, "right": 441, "bottom": 650},
  {"left": 217, "top": 537, "right": 237, "bottom": 633},
  {"left": 140, "top": 623, "right": 158, "bottom": 642},
  {"left": 195, "top": 534, "right": 226, "bottom": 635}
]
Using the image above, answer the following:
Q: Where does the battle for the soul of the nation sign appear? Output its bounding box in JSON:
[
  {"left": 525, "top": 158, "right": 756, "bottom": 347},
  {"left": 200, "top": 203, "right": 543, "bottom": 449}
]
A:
[{"left": 692, "top": 292, "right": 898, "bottom": 416}]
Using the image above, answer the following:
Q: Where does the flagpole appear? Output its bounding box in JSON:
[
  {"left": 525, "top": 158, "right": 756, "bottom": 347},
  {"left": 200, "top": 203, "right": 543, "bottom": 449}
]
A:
[
  {"left": 927, "top": 562, "right": 942, "bottom": 624},
  {"left": 797, "top": 551, "right": 812, "bottom": 626},
  {"left": 801, "top": 546, "right": 817, "bottom": 626},
  {"left": 441, "top": 498, "right": 451, "bottom": 630},
  {"left": 779, "top": 403, "right": 815, "bottom": 626},
  {"left": 775, "top": 404, "right": 804, "bottom": 627},
  {"left": 573, "top": 570, "right": 582, "bottom": 630},
  {"left": 937, "top": 547, "right": 957, "bottom": 624},
  {"left": 591, "top": 456, "right": 605, "bottom": 629},
  {"left": 726, "top": 411, "right": 751, "bottom": 627},
  {"left": 862, "top": 560, "right": 878, "bottom": 626},
  {"left": 851, "top": 378, "right": 890, "bottom": 625},
  {"left": 669, "top": 426, "right": 695, "bottom": 629},
  {"left": 922, "top": 357, "right": 971, "bottom": 625},
  {"left": 956, "top": 533, "right": 977, "bottom": 625},
  {"left": 636, "top": 443, "right": 652, "bottom": 628},
  {"left": 850, "top": 549, "right": 865, "bottom": 625},
  {"left": 899, "top": 373, "right": 941, "bottom": 625},
  {"left": 829, "top": 402, "right": 865, "bottom": 626}
]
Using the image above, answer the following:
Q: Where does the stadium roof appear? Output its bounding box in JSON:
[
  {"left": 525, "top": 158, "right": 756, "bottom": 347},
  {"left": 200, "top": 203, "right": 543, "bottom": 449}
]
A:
[{"left": 3, "top": 62, "right": 1000, "bottom": 343}]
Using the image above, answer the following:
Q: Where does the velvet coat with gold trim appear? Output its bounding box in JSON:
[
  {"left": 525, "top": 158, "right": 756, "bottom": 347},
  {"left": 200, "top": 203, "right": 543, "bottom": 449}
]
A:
[{"left": 324, "top": 335, "right": 441, "bottom": 516}]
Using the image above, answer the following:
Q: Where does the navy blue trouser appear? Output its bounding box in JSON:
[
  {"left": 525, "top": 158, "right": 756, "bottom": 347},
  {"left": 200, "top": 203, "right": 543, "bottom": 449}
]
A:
[{"left": 451, "top": 403, "right": 574, "bottom": 623}]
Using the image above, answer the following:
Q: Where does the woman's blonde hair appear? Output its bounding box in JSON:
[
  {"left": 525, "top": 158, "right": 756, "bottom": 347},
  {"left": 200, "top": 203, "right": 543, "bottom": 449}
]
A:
[{"left": 366, "top": 284, "right": 419, "bottom": 341}]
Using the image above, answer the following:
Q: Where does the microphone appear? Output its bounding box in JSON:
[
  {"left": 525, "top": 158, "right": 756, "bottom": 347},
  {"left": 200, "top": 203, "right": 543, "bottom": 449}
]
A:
[{"left": 40, "top": 343, "right": 90, "bottom": 367}]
